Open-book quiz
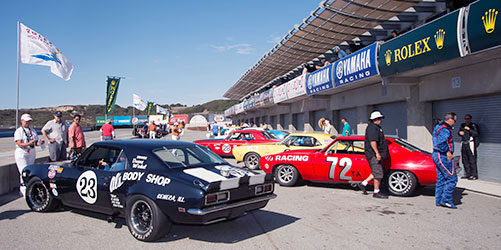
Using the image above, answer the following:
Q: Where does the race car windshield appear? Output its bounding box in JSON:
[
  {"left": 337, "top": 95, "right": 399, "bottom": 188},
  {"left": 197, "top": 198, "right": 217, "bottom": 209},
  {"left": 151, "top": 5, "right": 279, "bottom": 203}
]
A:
[{"left": 153, "top": 145, "right": 226, "bottom": 168}]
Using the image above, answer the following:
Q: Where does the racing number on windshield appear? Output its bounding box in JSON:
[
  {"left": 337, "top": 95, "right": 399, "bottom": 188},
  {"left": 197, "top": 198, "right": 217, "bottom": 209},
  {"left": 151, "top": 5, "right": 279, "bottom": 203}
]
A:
[
  {"left": 327, "top": 157, "right": 352, "bottom": 181},
  {"left": 79, "top": 177, "right": 96, "bottom": 198}
]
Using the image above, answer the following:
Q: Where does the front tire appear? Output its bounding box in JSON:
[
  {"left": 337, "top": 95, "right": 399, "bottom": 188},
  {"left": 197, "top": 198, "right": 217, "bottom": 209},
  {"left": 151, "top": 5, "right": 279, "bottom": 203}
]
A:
[
  {"left": 25, "top": 177, "right": 59, "bottom": 212},
  {"left": 244, "top": 152, "right": 261, "bottom": 170},
  {"left": 387, "top": 170, "right": 418, "bottom": 196},
  {"left": 274, "top": 164, "right": 300, "bottom": 186},
  {"left": 125, "top": 195, "right": 171, "bottom": 242}
]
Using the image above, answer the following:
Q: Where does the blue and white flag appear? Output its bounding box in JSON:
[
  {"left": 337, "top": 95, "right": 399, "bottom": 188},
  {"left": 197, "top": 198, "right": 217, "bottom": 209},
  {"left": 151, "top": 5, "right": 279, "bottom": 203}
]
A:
[
  {"left": 156, "top": 105, "right": 169, "bottom": 115},
  {"left": 18, "top": 23, "right": 74, "bottom": 80},
  {"left": 133, "top": 94, "right": 147, "bottom": 111}
]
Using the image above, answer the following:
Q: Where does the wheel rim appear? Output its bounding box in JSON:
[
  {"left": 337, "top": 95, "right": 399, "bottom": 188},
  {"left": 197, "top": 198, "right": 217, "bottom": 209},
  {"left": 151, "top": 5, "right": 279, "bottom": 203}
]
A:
[
  {"left": 278, "top": 165, "right": 294, "bottom": 183},
  {"left": 28, "top": 182, "right": 49, "bottom": 209},
  {"left": 131, "top": 200, "right": 153, "bottom": 234},
  {"left": 389, "top": 171, "right": 409, "bottom": 192},
  {"left": 246, "top": 154, "right": 259, "bottom": 168}
]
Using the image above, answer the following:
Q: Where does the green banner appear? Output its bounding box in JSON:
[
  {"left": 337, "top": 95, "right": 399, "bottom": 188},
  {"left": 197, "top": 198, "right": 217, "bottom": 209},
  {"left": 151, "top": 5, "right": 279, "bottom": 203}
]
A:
[
  {"left": 378, "top": 9, "right": 461, "bottom": 77},
  {"left": 146, "top": 102, "right": 154, "bottom": 116},
  {"left": 96, "top": 116, "right": 108, "bottom": 126},
  {"left": 105, "top": 77, "right": 121, "bottom": 114},
  {"left": 467, "top": 0, "right": 501, "bottom": 53}
]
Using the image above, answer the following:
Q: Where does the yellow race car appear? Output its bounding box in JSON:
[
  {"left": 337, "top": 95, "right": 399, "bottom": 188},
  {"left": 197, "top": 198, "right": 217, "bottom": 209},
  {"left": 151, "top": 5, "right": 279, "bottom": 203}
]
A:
[{"left": 233, "top": 132, "right": 335, "bottom": 169}]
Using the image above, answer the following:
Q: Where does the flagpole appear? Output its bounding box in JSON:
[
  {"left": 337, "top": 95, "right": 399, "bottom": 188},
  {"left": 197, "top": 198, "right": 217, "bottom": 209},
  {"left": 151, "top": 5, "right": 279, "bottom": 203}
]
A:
[{"left": 16, "top": 21, "right": 20, "bottom": 129}]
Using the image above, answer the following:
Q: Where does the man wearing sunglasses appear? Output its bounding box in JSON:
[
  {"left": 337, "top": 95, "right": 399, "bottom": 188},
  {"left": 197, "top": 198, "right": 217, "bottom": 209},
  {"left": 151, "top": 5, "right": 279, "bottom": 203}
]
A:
[{"left": 458, "top": 114, "right": 480, "bottom": 180}]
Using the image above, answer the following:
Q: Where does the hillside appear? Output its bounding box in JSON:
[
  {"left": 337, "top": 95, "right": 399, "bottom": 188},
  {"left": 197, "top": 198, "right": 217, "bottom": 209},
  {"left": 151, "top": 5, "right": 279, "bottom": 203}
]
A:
[{"left": 0, "top": 99, "right": 237, "bottom": 128}]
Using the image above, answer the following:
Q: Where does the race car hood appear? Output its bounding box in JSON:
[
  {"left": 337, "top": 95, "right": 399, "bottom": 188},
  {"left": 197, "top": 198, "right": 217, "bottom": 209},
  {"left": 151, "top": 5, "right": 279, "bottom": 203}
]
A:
[{"left": 177, "top": 164, "right": 271, "bottom": 192}]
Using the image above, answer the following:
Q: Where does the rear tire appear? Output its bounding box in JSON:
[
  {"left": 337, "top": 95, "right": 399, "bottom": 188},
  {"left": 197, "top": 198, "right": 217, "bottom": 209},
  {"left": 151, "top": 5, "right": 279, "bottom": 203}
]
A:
[
  {"left": 25, "top": 177, "right": 59, "bottom": 212},
  {"left": 387, "top": 170, "right": 418, "bottom": 196},
  {"left": 125, "top": 195, "right": 171, "bottom": 242},
  {"left": 244, "top": 152, "right": 261, "bottom": 170},
  {"left": 274, "top": 165, "right": 300, "bottom": 186}
]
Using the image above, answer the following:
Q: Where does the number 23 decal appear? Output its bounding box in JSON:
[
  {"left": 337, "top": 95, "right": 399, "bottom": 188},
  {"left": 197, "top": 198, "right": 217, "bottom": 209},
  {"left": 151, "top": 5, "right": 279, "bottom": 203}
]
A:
[
  {"left": 327, "top": 157, "right": 352, "bottom": 181},
  {"left": 76, "top": 170, "right": 98, "bottom": 204}
]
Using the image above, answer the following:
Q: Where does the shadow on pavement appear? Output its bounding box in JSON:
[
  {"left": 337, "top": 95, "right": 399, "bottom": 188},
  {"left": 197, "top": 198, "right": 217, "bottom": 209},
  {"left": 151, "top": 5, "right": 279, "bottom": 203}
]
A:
[
  {"left": 419, "top": 186, "right": 466, "bottom": 205},
  {"left": 69, "top": 208, "right": 126, "bottom": 229},
  {"left": 0, "top": 209, "right": 31, "bottom": 221},
  {"left": 157, "top": 210, "right": 300, "bottom": 243},
  {"left": 0, "top": 191, "right": 22, "bottom": 207}
]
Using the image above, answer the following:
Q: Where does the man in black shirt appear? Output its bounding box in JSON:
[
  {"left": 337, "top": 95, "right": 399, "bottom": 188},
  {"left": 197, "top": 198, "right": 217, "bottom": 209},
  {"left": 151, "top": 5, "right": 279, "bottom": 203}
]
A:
[
  {"left": 358, "top": 111, "right": 389, "bottom": 199},
  {"left": 458, "top": 114, "right": 480, "bottom": 180}
]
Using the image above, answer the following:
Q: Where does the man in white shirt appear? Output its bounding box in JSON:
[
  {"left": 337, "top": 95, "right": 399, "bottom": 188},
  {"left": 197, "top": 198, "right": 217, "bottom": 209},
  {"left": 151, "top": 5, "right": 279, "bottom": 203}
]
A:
[{"left": 42, "top": 111, "right": 68, "bottom": 161}]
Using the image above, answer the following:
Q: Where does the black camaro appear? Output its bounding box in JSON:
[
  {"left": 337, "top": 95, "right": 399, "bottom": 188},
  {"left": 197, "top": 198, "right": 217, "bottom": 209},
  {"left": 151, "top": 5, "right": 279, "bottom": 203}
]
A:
[{"left": 22, "top": 140, "right": 276, "bottom": 241}]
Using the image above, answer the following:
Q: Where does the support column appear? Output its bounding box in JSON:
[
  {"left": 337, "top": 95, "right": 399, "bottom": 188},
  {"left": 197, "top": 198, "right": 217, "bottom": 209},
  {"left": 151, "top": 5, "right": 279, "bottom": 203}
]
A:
[
  {"left": 356, "top": 105, "right": 370, "bottom": 135},
  {"left": 304, "top": 111, "right": 314, "bottom": 132},
  {"left": 407, "top": 85, "right": 433, "bottom": 151}
]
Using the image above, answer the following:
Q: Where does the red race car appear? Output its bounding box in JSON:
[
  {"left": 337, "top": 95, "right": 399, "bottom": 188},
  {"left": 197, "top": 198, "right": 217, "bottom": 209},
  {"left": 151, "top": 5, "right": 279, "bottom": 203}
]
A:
[
  {"left": 259, "top": 136, "right": 437, "bottom": 196},
  {"left": 195, "top": 130, "right": 281, "bottom": 157}
]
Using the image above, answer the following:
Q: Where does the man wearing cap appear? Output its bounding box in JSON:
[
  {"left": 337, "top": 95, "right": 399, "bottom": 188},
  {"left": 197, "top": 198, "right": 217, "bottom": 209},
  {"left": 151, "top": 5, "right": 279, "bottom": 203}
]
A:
[
  {"left": 15, "top": 114, "right": 44, "bottom": 196},
  {"left": 172, "top": 122, "right": 182, "bottom": 141},
  {"left": 432, "top": 112, "right": 458, "bottom": 209},
  {"left": 358, "top": 111, "right": 389, "bottom": 199},
  {"left": 458, "top": 114, "right": 480, "bottom": 180},
  {"left": 42, "top": 111, "right": 68, "bottom": 162},
  {"left": 68, "top": 114, "right": 86, "bottom": 158},
  {"left": 100, "top": 120, "right": 115, "bottom": 141}
]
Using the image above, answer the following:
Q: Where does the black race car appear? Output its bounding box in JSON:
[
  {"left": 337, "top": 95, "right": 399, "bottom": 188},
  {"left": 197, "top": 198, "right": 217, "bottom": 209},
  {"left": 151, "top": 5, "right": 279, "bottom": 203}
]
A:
[{"left": 22, "top": 140, "right": 276, "bottom": 241}]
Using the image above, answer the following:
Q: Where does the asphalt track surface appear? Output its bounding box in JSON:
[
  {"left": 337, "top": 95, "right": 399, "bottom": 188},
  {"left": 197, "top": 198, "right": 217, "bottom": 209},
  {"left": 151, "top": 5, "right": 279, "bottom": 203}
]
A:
[{"left": 0, "top": 130, "right": 500, "bottom": 250}]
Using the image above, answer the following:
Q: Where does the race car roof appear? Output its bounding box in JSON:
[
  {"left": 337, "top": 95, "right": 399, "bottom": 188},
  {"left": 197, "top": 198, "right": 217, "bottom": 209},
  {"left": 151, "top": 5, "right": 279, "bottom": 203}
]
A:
[
  {"left": 223, "top": 0, "right": 446, "bottom": 100},
  {"left": 93, "top": 139, "right": 197, "bottom": 151}
]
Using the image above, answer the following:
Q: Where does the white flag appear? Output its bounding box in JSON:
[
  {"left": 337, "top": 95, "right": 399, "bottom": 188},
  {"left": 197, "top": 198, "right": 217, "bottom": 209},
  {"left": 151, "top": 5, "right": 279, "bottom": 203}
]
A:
[
  {"left": 156, "top": 105, "right": 169, "bottom": 115},
  {"left": 133, "top": 94, "right": 147, "bottom": 111},
  {"left": 18, "top": 23, "right": 74, "bottom": 81}
]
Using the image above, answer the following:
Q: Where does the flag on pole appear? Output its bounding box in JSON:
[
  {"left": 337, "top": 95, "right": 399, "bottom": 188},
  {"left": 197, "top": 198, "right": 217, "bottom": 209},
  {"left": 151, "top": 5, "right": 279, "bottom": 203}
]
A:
[
  {"left": 147, "top": 102, "right": 154, "bottom": 116},
  {"left": 105, "top": 77, "right": 121, "bottom": 114},
  {"left": 156, "top": 105, "right": 169, "bottom": 115},
  {"left": 133, "top": 94, "right": 147, "bottom": 111},
  {"left": 18, "top": 23, "right": 74, "bottom": 80}
]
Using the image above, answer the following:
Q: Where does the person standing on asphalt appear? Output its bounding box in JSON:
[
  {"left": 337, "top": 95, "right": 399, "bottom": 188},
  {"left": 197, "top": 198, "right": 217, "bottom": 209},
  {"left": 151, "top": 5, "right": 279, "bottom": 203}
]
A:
[
  {"left": 100, "top": 120, "right": 115, "bottom": 141},
  {"left": 172, "top": 122, "right": 182, "bottom": 140},
  {"left": 341, "top": 117, "right": 352, "bottom": 136},
  {"left": 318, "top": 118, "right": 338, "bottom": 136},
  {"left": 212, "top": 122, "right": 219, "bottom": 137},
  {"left": 14, "top": 114, "right": 44, "bottom": 196},
  {"left": 149, "top": 122, "right": 157, "bottom": 139},
  {"left": 358, "top": 111, "right": 389, "bottom": 199},
  {"left": 42, "top": 111, "right": 68, "bottom": 161},
  {"left": 458, "top": 114, "right": 480, "bottom": 180},
  {"left": 68, "top": 114, "right": 86, "bottom": 158},
  {"left": 142, "top": 121, "right": 149, "bottom": 138},
  {"left": 432, "top": 112, "right": 458, "bottom": 209}
]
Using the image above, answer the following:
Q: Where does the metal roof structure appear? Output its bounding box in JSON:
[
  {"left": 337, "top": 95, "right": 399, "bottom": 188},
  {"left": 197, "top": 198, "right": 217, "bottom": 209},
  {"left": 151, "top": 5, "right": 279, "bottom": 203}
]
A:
[{"left": 224, "top": 0, "right": 446, "bottom": 100}]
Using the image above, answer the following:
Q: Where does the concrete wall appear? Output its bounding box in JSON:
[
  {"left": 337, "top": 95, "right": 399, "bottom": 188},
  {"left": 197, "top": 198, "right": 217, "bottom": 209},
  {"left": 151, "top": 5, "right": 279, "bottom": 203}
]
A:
[{"left": 0, "top": 156, "right": 50, "bottom": 196}]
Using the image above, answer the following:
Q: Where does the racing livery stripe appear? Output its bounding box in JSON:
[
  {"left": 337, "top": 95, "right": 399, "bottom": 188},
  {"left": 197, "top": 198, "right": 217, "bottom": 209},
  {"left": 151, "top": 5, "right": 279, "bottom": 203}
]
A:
[
  {"left": 249, "top": 174, "right": 266, "bottom": 186},
  {"left": 183, "top": 168, "right": 228, "bottom": 182},
  {"left": 220, "top": 178, "right": 240, "bottom": 190}
]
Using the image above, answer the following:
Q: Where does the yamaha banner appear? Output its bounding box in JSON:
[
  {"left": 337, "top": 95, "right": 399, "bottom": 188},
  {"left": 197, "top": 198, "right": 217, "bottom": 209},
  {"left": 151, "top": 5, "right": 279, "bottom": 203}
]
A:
[
  {"left": 333, "top": 42, "right": 379, "bottom": 87},
  {"left": 306, "top": 64, "right": 333, "bottom": 95},
  {"left": 105, "top": 77, "right": 121, "bottom": 114}
]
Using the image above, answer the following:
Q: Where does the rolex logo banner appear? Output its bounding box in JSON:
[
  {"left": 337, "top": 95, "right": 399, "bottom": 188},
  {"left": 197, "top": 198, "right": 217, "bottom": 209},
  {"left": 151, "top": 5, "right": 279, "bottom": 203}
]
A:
[
  {"left": 147, "top": 102, "right": 154, "bottom": 116},
  {"left": 467, "top": 0, "right": 501, "bottom": 53},
  {"left": 378, "top": 9, "right": 461, "bottom": 77},
  {"left": 106, "top": 77, "right": 121, "bottom": 114}
]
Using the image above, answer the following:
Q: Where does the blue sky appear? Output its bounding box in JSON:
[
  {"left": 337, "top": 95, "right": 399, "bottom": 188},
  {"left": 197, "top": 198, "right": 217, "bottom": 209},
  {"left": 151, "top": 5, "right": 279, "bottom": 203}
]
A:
[{"left": 0, "top": 0, "right": 320, "bottom": 109}]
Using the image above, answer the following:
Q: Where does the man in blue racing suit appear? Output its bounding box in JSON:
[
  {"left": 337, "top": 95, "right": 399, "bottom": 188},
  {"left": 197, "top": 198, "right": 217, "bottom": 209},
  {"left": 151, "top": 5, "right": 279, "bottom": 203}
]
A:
[{"left": 432, "top": 112, "right": 457, "bottom": 209}]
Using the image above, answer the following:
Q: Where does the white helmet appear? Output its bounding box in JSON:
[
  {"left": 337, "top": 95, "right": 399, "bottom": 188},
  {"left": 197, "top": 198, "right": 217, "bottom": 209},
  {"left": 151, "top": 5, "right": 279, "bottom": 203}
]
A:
[{"left": 370, "top": 111, "right": 384, "bottom": 120}]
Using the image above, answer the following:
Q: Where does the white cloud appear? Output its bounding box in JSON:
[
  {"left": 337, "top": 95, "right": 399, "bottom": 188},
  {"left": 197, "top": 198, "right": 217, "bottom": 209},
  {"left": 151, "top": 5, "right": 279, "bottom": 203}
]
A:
[
  {"left": 210, "top": 43, "right": 253, "bottom": 55},
  {"left": 268, "top": 36, "right": 282, "bottom": 44}
]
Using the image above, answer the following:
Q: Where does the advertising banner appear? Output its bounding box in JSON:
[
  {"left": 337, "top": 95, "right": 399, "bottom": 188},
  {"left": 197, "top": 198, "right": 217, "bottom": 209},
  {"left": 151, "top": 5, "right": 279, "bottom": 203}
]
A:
[
  {"left": 149, "top": 115, "right": 163, "bottom": 124},
  {"left": 235, "top": 103, "right": 244, "bottom": 114},
  {"left": 333, "top": 42, "right": 379, "bottom": 87},
  {"left": 190, "top": 115, "right": 208, "bottom": 125},
  {"left": 146, "top": 102, "right": 154, "bottom": 116},
  {"left": 214, "top": 115, "right": 225, "bottom": 122},
  {"left": 285, "top": 74, "right": 307, "bottom": 99},
  {"left": 132, "top": 116, "right": 148, "bottom": 125},
  {"left": 96, "top": 116, "right": 107, "bottom": 126},
  {"left": 467, "top": 0, "right": 501, "bottom": 53},
  {"left": 105, "top": 77, "right": 121, "bottom": 114},
  {"left": 378, "top": 9, "right": 461, "bottom": 77},
  {"left": 306, "top": 64, "right": 333, "bottom": 95},
  {"left": 113, "top": 116, "right": 131, "bottom": 126},
  {"left": 273, "top": 84, "right": 288, "bottom": 103}
]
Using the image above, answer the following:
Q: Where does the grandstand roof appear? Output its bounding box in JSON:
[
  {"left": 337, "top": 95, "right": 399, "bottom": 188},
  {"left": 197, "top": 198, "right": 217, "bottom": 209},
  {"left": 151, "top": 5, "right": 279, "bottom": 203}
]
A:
[{"left": 224, "top": 0, "right": 446, "bottom": 100}]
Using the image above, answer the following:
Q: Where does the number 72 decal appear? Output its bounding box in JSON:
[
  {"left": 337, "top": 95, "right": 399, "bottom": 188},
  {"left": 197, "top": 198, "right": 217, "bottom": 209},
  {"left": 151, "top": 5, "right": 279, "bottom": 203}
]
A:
[{"left": 327, "top": 157, "right": 352, "bottom": 181}]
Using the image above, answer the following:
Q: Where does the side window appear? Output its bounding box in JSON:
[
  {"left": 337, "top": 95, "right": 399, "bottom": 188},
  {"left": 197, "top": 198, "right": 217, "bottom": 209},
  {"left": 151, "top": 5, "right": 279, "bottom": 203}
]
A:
[
  {"left": 331, "top": 140, "right": 365, "bottom": 155},
  {"left": 80, "top": 146, "right": 121, "bottom": 169},
  {"left": 241, "top": 133, "right": 255, "bottom": 141},
  {"left": 229, "top": 132, "right": 241, "bottom": 141},
  {"left": 109, "top": 150, "right": 128, "bottom": 171}
]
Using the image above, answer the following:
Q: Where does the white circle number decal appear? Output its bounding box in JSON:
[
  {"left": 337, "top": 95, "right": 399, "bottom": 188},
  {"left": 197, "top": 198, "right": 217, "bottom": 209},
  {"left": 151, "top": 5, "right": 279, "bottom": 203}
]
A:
[
  {"left": 76, "top": 170, "right": 98, "bottom": 204},
  {"left": 222, "top": 144, "right": 232, "bottom": 153}
]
